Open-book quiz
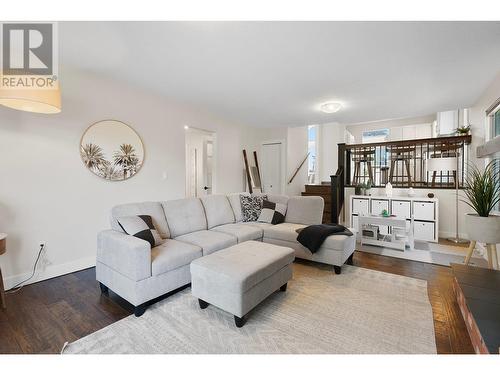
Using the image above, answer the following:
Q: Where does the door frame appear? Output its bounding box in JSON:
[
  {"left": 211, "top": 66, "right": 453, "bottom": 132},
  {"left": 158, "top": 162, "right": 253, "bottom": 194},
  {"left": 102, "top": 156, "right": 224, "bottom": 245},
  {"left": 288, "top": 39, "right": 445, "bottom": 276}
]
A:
[
  {"left": 260, "top": 139, "right": 286, "bottom": 195},
  {"left": 185, "top": 127, "right": 217, "bottom": 197}
]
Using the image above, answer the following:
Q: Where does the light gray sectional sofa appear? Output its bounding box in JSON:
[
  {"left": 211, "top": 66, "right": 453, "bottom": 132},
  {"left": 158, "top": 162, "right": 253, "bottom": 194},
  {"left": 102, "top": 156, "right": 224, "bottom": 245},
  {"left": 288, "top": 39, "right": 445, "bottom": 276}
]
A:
[{"left": 96, "top": 193, "right": 355, "bottom": 316}]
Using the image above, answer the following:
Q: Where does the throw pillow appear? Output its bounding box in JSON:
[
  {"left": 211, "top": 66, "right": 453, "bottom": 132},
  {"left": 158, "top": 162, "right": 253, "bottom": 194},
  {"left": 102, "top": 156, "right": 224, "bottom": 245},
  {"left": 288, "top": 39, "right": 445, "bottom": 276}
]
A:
[
  {"left": 117, "top": 215, "right": 164, "bottom": 248},
  {"left": 258, "top": 199, "right": 287, "bottom": 224},
  {"left": 240, "top": 194, "right": 268, "bottom": 222}
]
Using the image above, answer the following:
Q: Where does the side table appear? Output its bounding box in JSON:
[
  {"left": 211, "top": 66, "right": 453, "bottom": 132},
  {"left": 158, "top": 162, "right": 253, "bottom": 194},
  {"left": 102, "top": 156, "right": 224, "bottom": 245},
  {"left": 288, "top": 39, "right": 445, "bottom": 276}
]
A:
[{"left": 0, "top": 233, "right": 6, "bottom": 309}]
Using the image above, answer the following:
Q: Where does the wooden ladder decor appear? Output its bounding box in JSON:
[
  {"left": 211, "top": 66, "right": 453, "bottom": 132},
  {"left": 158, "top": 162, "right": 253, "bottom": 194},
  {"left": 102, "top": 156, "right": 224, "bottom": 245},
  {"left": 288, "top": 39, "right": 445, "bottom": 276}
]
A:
[
  {"left": 242, "top": 149, "right": 253, "bottom": 194},
  {"left": 243, "top": 150, "right": 263, "bottom": 194}
]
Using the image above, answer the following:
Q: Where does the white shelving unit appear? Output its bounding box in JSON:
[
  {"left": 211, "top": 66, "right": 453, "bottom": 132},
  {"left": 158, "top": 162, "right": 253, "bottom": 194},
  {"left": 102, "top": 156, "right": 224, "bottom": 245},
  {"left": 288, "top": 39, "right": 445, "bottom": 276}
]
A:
[{"left": 350, "top": 194, "right": 439, "bottom": 243}]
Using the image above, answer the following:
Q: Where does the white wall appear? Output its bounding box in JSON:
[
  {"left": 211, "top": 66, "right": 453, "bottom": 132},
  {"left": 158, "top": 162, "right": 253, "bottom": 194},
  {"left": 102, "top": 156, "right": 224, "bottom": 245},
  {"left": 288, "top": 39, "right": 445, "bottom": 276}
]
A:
[
  {"left": 285, "top": 126, "right": 308, "bottom": 196},
  {"left": 243, "top": 125, "right": 309, "bottom": 196},
  {"left": 468, "top": 71, "right": 500, "bottom": 262},
  {"left": 345, "top": 114, "right": 436, "bottom": 144},
  {"left": 0, "top": 68, "right": 249, "bottom": 288},
  {"left": 319, "top": 122, "right": 346, "bottom": 182},
  {"left": 469, "top": 71, "right": 500, "bottom": 168}
]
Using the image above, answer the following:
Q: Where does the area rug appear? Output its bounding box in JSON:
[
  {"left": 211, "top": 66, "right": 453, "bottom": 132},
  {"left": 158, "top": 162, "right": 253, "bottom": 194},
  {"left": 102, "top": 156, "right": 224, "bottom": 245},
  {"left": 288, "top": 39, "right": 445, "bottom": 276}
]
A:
[
  {"left": 358, "top": 240, "right": 489, "bottom": 267},
  {"left": 63, "top": 264, "right": 436, "bottom": 354}
]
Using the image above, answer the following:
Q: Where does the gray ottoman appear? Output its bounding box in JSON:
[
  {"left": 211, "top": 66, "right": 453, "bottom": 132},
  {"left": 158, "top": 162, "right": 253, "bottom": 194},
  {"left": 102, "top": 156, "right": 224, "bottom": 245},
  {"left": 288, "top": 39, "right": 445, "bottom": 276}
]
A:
[{"left": 190, "top": 240, "right": 295, "bottom": 327}]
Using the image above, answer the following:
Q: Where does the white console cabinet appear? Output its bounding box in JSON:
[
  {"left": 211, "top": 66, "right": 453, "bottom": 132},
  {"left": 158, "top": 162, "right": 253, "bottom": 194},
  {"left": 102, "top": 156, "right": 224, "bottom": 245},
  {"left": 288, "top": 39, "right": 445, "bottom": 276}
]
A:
[{"left": 350, "top": 195, "right": 439, "bottom": 243}]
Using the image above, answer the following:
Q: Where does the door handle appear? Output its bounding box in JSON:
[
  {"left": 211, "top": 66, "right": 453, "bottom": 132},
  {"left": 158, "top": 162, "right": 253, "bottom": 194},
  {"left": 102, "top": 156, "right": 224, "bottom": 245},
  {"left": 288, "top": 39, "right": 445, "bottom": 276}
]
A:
[{"left": 203, "top": 186, "right": 211, "bottom": 190}]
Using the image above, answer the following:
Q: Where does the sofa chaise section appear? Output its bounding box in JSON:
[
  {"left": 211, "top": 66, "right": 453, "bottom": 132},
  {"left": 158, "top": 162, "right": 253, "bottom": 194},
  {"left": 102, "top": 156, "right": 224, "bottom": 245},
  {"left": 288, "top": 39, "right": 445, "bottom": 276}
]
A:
[{"left": 261, "top": 195, "right": 356, "bottom": 274}]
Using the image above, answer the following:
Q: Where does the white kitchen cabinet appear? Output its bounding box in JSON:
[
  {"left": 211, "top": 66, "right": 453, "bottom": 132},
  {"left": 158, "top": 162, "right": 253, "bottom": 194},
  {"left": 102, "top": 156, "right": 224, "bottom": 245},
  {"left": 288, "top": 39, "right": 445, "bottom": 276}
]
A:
[
  {"left": 391, "top": 200, "right": 411, "bottom": 218},
  {"left": 352, "top": 198, "right": 369, "bottom": 215},
  {"left": 413, "top": 201, "right": 435, "bottom": 221},
  {"left": 371, "top": 199, "right": 389, "bottom": 215},
  {"left": 414, "top": 221, "right": 435, "bottom": 242}
]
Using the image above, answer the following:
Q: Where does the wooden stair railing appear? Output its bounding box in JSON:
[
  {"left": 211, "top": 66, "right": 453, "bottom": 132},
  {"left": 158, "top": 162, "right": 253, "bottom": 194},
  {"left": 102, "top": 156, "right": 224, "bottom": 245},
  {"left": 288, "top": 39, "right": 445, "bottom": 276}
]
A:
[
  {"left": 330, "top": 166, "right": 344, "bottom": 224},
  {"left": 288, "top": 152, "right": 310, "bottom": 185}
]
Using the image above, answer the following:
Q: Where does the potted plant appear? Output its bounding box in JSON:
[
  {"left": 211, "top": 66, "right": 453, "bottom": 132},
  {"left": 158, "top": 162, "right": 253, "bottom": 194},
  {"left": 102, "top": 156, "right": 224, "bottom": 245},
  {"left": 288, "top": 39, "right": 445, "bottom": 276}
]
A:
[
  {"left": 456, "top": 125, "right": 471, "bottom": 136},
  {"left": 355, "top": 183, "right": 363, "bottom": 195},
  {"left": 462, "top": 160, "right": 500, "bottom": 245},
  {"left": 364, "top": 179, "right": 372, "bottom": 196}
]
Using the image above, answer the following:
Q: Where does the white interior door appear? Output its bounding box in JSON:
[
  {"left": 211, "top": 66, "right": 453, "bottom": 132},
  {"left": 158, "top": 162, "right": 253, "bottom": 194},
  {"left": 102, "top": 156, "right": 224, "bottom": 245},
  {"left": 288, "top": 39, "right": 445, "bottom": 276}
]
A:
[
  {"left": 185, "top": 128, "right": 216, "bottom": 197},
  {"left": 261, "top": 142, "right": 282, "bottom": 194}
]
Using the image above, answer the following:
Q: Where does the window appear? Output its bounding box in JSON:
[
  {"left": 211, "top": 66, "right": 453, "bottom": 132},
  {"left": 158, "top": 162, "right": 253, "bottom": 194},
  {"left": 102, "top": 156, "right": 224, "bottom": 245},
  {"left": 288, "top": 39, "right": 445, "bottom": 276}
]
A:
[
  {"left": 494, "top": 108, "right": 500, "bottom": 138},
  {"left": 362, "top": 129, "right": 389, "bottom": 143},
  {"left": 308, "top": 125, "right": 319, "bottom": 184},
  {"left": 361, "top": 129, "right": 390, "bottom": 185},
  {"left": 486, "top": 100, "right": 500, "bottom": 212}
]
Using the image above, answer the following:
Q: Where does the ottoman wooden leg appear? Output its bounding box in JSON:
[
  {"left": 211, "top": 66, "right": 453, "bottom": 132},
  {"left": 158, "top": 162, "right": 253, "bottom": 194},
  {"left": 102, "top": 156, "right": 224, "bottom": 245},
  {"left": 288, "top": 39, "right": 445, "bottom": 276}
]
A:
[
  {"left": 198, "top": 299, "right": 209, "bottom": 309},
  {"left": 234, "top": 315, "right": 246, "bottom": 328},
  {"left": 333, "top": 265, "right": 342, "bottom": 275},
  {"left": 280, "top": 283, "right": 287, "bottom": 292}
]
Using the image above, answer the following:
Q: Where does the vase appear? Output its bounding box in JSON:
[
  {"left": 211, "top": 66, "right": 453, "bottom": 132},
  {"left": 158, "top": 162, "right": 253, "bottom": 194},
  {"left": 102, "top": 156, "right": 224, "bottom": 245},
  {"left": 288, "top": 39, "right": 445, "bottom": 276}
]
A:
[
  {"left": 465, "top": 214, "right": 500, "bottom": 243},
  {"left": 385, "top": 182, "right": 393, "bottom": 197}
]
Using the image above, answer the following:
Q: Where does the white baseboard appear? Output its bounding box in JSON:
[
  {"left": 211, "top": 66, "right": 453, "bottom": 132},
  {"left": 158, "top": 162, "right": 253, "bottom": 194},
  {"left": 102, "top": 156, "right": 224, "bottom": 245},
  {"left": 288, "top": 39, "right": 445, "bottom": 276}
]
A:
[{"left": 4, "top": 256, "right": 96, "bottom": 290}]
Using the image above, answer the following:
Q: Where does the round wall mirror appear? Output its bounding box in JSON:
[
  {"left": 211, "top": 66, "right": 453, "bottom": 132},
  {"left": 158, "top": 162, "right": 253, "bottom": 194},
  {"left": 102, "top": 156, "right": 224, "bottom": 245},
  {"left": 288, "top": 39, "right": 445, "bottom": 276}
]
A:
[{"left": 80, "top": 120, "right": 144, "bottom": 181}]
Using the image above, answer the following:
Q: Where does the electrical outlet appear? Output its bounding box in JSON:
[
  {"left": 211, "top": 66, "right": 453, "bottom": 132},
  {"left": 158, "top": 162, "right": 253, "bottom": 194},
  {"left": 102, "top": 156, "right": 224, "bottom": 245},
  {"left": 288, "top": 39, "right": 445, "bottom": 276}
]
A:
[{"left": 39, "top": 242, "right": 51, "bottom": 272}]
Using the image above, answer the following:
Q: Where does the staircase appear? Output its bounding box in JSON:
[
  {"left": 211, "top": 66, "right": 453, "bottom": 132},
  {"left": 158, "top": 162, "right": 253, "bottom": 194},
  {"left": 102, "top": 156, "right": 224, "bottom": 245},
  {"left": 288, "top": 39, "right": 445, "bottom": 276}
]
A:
[{"left": 301, "top": 183, "right": 331, "bottom": 223}]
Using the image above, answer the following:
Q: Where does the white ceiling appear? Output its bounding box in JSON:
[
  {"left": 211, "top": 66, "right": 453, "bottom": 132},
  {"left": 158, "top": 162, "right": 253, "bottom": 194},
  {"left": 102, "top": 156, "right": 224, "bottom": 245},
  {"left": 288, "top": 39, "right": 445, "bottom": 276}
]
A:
[{"left": 60, "top": 22, "right": 500, "bottom": 128}]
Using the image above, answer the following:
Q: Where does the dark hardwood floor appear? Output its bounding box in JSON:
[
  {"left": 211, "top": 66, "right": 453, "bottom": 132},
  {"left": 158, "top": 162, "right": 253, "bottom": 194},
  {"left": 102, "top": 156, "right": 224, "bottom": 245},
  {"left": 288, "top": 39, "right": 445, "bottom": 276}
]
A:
[{"left": 0, "top": 251, "right": 474, "bottom": 354}]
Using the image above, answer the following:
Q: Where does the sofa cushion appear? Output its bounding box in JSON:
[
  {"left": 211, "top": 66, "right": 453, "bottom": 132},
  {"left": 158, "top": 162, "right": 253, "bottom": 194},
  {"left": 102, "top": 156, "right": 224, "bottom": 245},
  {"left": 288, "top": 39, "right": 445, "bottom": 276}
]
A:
[
  {"left": 258, "top": 199, "right": 287, "bottom": 224},
  {"left": 190, "top": 240, "right": 295, "bottom": 293},
  {"left": 285, "top": 196, "right": 324, "bottom": 225},
  {"left": 264, "top": 222, "right": 354, "bottom": 252},
  {"left": 111, "top": 202, "right": 170, "bottom": 238},
  {"left": 200, "top": 194, "right": 235, "bottom": 229},
  {"left": 263, "top": 222, "right": 305, "bottom": 242},
  {"left": 210, "top": 223, "right": 263, "bottom": 242},
  {"left": 116, "top": 215, "right": 164, "bottom": 248},
  {"left": 151, "top": 239, "right": 202, "bottom": 276},
  {"left": 175, "top": 230, "right": 237, "bottom": 256},
  {"left": 227, "top": 192, "right": 250, "bottom": 222},
  {"left": 162, "top": 198, "right": 207, "bottom": 238},
  {"left": 240, "top": 194, "right": 267, "bottom": 222},
  {"left": 240, "top": 221, "right": 275, "bottom": 230},
  {"left": 253, "top": 192, "right": 289, "bottom": 206}
]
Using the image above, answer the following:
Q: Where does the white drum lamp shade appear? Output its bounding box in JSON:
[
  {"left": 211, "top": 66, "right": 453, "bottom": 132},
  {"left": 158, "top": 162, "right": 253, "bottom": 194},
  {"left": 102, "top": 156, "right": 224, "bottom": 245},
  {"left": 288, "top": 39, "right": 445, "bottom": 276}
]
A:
[{"left": 0, "top": 84, "right": 61, "bottom": 114}]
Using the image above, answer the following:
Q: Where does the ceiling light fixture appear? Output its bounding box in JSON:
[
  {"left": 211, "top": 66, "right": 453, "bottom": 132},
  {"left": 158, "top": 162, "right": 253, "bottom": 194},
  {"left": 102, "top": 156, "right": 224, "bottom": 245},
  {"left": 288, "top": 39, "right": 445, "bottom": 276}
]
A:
[
  {"left": 0, "top": 83, "right": 61, "bottom": 114},
  {"left": 320, "top": 102, "right": 342, "bottom": 114},
  {"left": 184, "top": 125, "right": 189, "bottom": 130}
]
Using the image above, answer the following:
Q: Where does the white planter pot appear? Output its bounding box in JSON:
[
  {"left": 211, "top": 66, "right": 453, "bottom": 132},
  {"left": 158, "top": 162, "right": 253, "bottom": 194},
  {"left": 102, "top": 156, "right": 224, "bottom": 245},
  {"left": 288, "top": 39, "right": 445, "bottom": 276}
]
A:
[{"left": 465, "top": 214, "right": 500, "bottom": 243}]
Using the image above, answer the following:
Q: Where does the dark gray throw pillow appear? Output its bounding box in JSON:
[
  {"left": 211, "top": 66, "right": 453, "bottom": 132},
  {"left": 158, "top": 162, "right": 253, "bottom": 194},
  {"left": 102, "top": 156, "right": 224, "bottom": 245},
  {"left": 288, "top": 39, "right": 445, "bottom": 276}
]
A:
[
  {"left": 240, "top": 194, "right": 268, "bottom": 222},
  {"left": 117, "top": 215, "right": 163, "bottom": 248},
  {"left": 258, "top": 199, "right": 287, "bottom": 224}
]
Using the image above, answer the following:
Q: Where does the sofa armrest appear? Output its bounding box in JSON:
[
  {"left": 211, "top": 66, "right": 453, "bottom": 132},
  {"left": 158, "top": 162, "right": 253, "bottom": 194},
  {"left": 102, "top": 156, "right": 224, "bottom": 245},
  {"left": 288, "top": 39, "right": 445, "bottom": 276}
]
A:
[{"left": 97, "top": 230, "right": 152, "bottom": 281}]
